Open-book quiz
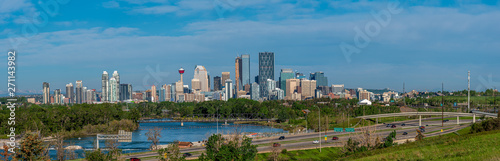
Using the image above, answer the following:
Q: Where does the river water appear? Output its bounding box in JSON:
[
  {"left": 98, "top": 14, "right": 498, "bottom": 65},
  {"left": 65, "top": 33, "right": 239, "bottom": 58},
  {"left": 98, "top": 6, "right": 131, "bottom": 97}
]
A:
[{"left": 47, "top": 121, "right": 286, "bottom": 159}]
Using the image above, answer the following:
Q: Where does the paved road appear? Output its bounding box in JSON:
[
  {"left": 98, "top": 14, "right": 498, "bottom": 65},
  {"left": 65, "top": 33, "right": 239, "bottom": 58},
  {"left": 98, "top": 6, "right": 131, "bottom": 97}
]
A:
[{"left": 125, "top": 117, "right": 475, "bottom": 160}]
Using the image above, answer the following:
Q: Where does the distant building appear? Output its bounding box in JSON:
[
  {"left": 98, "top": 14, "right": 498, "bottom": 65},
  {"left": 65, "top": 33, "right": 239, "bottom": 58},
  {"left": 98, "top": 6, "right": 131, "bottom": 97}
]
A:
[
  {"left": 54, "top": 89, "right": 61, "bottom": 104},
  {"left": 221, "top": 72, "right": 230, "bottom": 87},
  {"left": 112, "top": 71, "right": 120, "bottom": 100},
  {"left": 65, "top": 83, "right": 74, "bottom": 103},
  {"left": 102, "top": 71, "right": 109, "bottom": 102},
  {"left": 119, "top": 84, "right": 131, "bottom": 101},
  {"left": 235, "top": 56, "right": 242, "bottom": 91},
  {"left": 43, "top": 82, "right": 50, "bottom": 104},
  {"left": 251, "top": 82, "right": 260, "bottom": 101},
  {"left": 193, "top": 65, "right": 210, "bottom": 92},
  {"left": 359, "top": 90, "right": 371, "bottom": 101},
  {"left": 300, "top": 79, "right": 316, "bottom": 100},
  {"left": 310, "top": 72, "right": 328, "bottom": 87},
  {"left": 266, "top": 79, "right": 277, "bottom": 100},
  {"left": 223, "top": 79, "right": 233, "bottom": 101},
  {"left": 259, "top": 52, "right": 274, "bottom": 98},
  {"left": 285, "top": 79, "right": 300, "bottom": 100},
  {"left": 241, "top": 54, "right": 250, "bottom": 91},
  {"left": 75, "top": 80, "right": 83, "bottom": 104},
  {"left": 279, "top": 69, "right": 295, "bottom": 95},
  {"left": 214, "top": 76, "right": 222, "bottom": 91},
  {"left": 191, "top": 79, "right": 201, "bottom": 92},
  {"left": 109, "top": 78, "right": 118, "bottom": 102},
  {"left": 332, "top": 84, "right": 345, "bottom": 94}
]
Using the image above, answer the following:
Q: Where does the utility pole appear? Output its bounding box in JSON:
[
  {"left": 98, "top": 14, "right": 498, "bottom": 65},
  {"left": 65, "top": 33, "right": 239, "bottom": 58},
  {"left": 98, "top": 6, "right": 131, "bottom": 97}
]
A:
[
  {"left": 403, "top": 82, "right": 406, "bottom": 106},
  {"left": 468, "top": 71, "right": 470, "bottom": 113},
  {"left": 442, "top": 83, "right": 444, "bottom": 127}
]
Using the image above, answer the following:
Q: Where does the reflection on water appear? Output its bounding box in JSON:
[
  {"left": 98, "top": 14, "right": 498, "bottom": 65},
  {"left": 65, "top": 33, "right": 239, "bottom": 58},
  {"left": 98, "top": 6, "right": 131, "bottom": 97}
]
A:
[{"left": 51, "top": 121, "right": 286, "bottom": 159}]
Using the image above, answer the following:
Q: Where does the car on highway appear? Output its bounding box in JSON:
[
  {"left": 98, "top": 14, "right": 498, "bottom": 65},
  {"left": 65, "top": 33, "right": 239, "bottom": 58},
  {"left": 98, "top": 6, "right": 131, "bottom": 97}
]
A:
[
  {"left": 391, "top": 125, "right": 397, "bottom": 128},
  {"left": 278, "top": 136, "right": 285, "bottom": 140},
  {"left": 130, "top": 158, "right": 141, "bottom": 161},
  {"left": 183, "top": 153, "right": 192, "bottom": 157},
  {"left": 273, "top": 143, "right": 281, "bottom": 147},
  {"left": 401, "top": 123, "right": 406, "bottom": 126},
  {"left": 419, "top": 126, "right": 425, "bottom": 129},
  {"left": 332, "top": 136, "right": 339, "bottom": 140},
  {"left": 386, "top": 124, "right": 392, "bottom": 127},
  {"left": 313, "top": 140, "right": 319, "bottom": 144},
  {"left": 403, "top": 132, "right": 408, "bottom": 135}
]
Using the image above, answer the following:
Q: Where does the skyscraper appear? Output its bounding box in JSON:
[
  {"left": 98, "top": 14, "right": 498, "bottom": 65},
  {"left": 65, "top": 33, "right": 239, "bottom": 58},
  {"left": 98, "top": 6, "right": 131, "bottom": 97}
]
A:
[
  {"left": 43, "top": 82, "right": 50, "bottom": 104},
  {"left": 75, "top": 80, "right": 83, "bottom": 104},
  {"left": 109, "top": 78, "right": 118, "bottom": 102},
  {"left": 266, "top": 79, "right": 276, "bottom": 95},
  {"left": 251, "top": 82, "right": 260, "bottom": 101},
  {"left": 113, "top": 71, "right": 120, "bottom": 100},
  {"left": 151, "top": 85, "right": 157, "bottom": 102},
  {"left": 241, "top": 54, "right": 250, "bottom": 91},
  {"left": 214, "top": 76, "right": 222, "bottom": 91},
  {"left": 259, "top": 52, "right": 274, "bottom": 98},
  {"left": 310, "top": 72, "right": 328, "bottom": 87},
  {"left": 65, "top": 83, "right": 74, "bottom": 103},
  {"left": 102, "top": 71, "right": 109, "bottom": 102},
  {"left": 235, "top": 56, "right": 242, "bottom": 91},
  {"left": 191, "top": 79, "right": 201, "bottom": 92},
  {"left": 224, "top": 79, "right": 233, "bottom": 101},
  {"left": 159, "top": 84, "right": 166, "bottom": 102},
  {"left": 119, "top": 84, "right": 131, "bottom": 101},
  {"left": 300, "top": 79, "right": 316, "bottom": 99},
  {"left": 279, "top": 69, "right": 295, "bottom": 95},
  {"left": 54, "top": 89, "right": 61, "bottom": 104},
  {"left": 193, "top": 65, "right": 210, "bottom": 92},
  {"left": 165, "top": 84, "right": 172, "bottom": 101},
  {"left": 221, "top": 72, "right": 230, "bottom": 86},
  {"left": 286, "top": 79, "right": 300, "bottom": 99}
]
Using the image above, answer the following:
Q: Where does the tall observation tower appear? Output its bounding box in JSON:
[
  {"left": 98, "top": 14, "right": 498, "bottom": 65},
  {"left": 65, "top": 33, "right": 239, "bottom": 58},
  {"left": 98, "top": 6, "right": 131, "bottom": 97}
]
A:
[{"left": 179, "top": 67, "right": 185, "bottom": 83}]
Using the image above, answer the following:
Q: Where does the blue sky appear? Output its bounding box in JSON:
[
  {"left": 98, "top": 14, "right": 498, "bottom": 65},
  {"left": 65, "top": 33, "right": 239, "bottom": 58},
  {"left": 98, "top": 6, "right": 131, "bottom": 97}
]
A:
[{"left": 1, "top": 0, "right": 500, "bottom": 94}]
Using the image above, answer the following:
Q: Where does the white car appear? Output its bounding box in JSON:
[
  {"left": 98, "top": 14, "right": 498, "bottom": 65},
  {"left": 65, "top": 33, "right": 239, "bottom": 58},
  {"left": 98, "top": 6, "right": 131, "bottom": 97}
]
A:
[{"left": 313, "top": 140, "right": 319, "bottom": 144}]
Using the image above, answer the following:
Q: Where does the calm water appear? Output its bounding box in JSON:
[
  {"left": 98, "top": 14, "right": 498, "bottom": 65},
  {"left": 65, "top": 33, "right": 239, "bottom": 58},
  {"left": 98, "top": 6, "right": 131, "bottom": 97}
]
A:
[{"left": 48, "top": 121, "right": 286, "bottom": 159}]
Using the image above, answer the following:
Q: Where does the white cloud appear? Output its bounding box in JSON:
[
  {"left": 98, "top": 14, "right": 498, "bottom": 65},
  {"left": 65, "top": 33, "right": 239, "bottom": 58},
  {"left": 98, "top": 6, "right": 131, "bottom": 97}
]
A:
[
  {"left": 102, "top": 1, "right": 120, "bottom": 8},
  {"left": 131, "top": 5, "right": 178, "bottom": 14}
]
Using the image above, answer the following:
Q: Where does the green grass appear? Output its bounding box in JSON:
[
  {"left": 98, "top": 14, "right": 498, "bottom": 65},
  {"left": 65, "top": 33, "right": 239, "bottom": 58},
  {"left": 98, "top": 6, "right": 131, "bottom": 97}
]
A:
[
  {"left": 256, "top": 147, "right": 343, "bottom": 161},
  {"left": 341, "top": 130, "right": 500, "bottom": 161},
  {"left": 254, "top": 127, "right": 500, "bottom": 161}
]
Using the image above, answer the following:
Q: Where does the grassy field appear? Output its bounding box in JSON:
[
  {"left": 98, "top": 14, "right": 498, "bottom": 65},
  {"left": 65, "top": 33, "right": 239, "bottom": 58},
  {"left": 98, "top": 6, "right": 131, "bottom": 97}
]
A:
[
  {"left": 256, "top": 146, "right": 343, "bottom": 161},
  {"left": 253, "top": 127, "right": 499, "bottom": 161},
  {"left": 341, "top": 130, "right": 500, "bottom": 161}
]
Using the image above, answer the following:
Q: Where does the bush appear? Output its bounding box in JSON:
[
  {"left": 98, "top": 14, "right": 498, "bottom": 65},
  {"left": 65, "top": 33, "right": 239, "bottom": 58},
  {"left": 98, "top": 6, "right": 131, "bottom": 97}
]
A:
[{"left": 470, "top": 118, "right": 500, "bottom": 133}]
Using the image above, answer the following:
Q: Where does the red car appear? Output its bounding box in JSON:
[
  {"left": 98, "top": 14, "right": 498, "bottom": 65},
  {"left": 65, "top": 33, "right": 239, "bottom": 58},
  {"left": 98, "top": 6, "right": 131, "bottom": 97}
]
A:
[
  {"left": 391, "top": 125, "right": 396, "bottom": 128},
  {"left": 332, "top": 136, "right": 339, "bottom": 140},
  {"left": 273, "top": 143, "right": 281, "bottom": 147},
  {"left": 130, "top": 158, "right": 141, "bottom": 161}
]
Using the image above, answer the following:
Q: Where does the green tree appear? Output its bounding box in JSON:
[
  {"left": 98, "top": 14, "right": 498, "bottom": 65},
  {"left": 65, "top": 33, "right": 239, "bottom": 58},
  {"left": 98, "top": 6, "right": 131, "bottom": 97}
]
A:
[
  {"left": 199, "top": 134, "right": 257, "bottom": 161},
  {"left": 84, "top": 149, "right": 109, "bottom": 161},
  {"left": 158, "top": 141, "right": 185, "bottom": 161},
  {"left": 15, "top": 132, "right": 50, "bottom": 161}
]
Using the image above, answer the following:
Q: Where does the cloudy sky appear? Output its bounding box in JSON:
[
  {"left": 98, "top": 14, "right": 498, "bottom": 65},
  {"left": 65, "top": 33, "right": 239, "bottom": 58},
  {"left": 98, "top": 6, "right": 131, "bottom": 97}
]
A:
[{"left": 1, "top": 0, "right": 499, "bottom": 94}]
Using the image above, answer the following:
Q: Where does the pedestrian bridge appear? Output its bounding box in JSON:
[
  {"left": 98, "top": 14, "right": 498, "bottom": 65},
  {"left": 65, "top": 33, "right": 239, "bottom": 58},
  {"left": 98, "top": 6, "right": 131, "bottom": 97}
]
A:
[{"left": 356, "top": 111, "right": 497, "bottom": 126}]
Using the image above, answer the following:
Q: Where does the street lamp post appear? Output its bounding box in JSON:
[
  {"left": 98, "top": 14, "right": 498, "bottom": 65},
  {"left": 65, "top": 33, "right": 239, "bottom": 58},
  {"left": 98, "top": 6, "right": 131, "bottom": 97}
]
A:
[{"left": 315, "top": 106, "right": 321, "bottom": 153}]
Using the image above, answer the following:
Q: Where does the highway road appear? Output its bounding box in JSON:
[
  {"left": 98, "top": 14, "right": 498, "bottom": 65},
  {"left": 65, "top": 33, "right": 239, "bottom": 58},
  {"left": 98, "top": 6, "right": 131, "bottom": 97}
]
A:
[{"left": 124, "top": 117, "right": 475, "bottom": 160}]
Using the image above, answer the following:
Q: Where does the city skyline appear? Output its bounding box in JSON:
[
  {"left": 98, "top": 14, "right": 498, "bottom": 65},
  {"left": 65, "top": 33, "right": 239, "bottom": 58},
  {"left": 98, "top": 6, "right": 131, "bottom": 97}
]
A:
[{"left": 1, "top": 0, "right": 500, "bottom": 93}]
